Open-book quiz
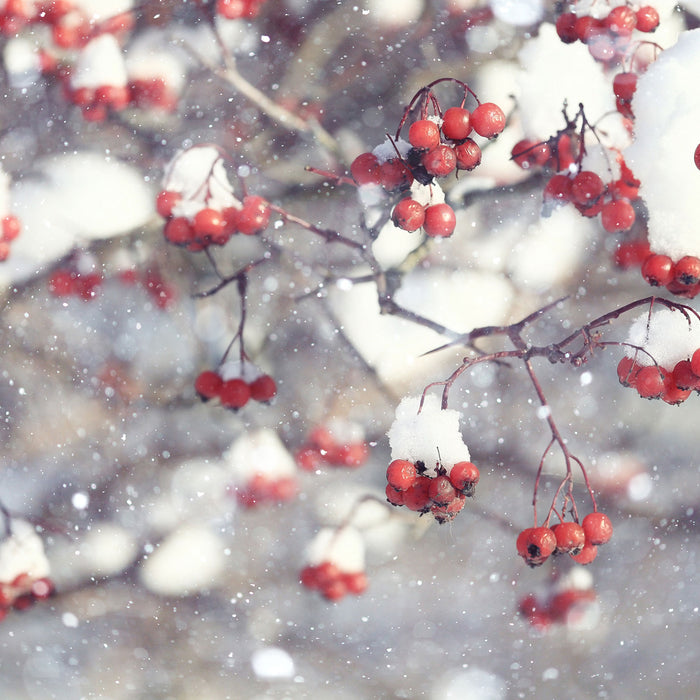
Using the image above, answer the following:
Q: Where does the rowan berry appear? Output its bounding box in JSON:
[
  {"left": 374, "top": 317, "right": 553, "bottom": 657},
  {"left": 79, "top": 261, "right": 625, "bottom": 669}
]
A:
[
  {"left": 671, "top": 360, "right": 700, "bottom": 391},
  {"left": 661, "top": 375, "right": 691, "bottom": 405},
  {"left": 543, "top": 174, "right": 572, "bottom": 203},
  {"left": 193, "top": 207, "right": 225, "bottom": 240},
  {"left": 617, "top": 356, "right": 640, "bottom": 387},
  {"left": 552, "top": 521, "right": 585, "bottom": 555},
  {"left": 441, "top": 107, "right": 472, "bottom": 141},
  {"left": 350, "top": 152, "right": 380, "bottom": 185},
  {"left": 385, "top": 484, "right": 405, "bottom": 506},
  {"left": 49, "top": 270, "right": 75, "bottom": 296},
  {"left": 237, "top": 195, "right": 270, "bottom": 236},
  {"left": 164, "top": 217, "right": 194, "bottom": 246},
  {"left": 641, "top": 254, "right": 674, "bottom": 287},
  {"left": 613, "top": 238, "right": 650, "bottom": 269},
  {"left": 219, "top": 378, "right": 251, "bottom": 409},
  {"left": 555, "top": 12, "right": 578, "bottom": 44},
  {"left": 516, "top": 526, "right": 556, "bottom": 566},
  {"left": 635, "top": 365, "right": 665, "bottom": 399},
  {"left": 613, "top": 72, "right": 638, "bottom": 102},
  {"left": 581, "top": 512, "right": 613, "bottom": 545},
  {"left": 635, "top": 6, "right": 660, "bottom": 33},
  {"left": 470, "top": 102, "right": 506, "bottom": 138},
  {"left": 428, "top": 475, "right": 457, "bottom": 506},
  {"left": 600, "top": 198, "right": 635, "bottom": 232},
  {"left": 422, "top": 144, "right": 457, "bottom": 178},
  {"left": 571, "top": 170, "right": 604, "bottom": 206},
  {"left": 156, "top": 190, "right": 181, "bottom": 219},
  {"left": 423, "top": 203, "right": 456, "bottom": 238},
  {"left": 408, "top": 119, "right": 441, "bottom": 151},
  {"left": 392, "top": 198, "right": 425, "bottom": 232},
  {"left": 695, "top": 144, "right": 700, "bottom": 171},
  {"left": 454, "top": 139, "right": 482, "bottom": 170},
  {"left": 673, "top": 256, "right": 700, "bottom": 286},
  {"left": 575, "top": 15, "right": 605, "bottom": 43},
  {"left": 1, "top": 215, "right": 21, "bottom": 241},
  {"left": 570, "top": 541, "right": 598, "bottom": 564},
  {"left": 449, "top": 461, "right": 480, "bottom": 495},
  {"left": 326, "top": 442, "right": 368, "bottom": 467},
  {"left": 403, "top": 476, "right": 432, "bottom": 512},
  {"left": 342, "top": 571, "right": 368, "bottom": 595},
  {"left": 379, "top": 158, "right": 413, "bottom": 191},
  {"left": 249, "top": 374, "right": 277, "bottom": 402},
  {"left": 431, "top": 493, "right": 466, "bottom": 524},
  {"left": 605, "top": 6, "right": 637, "bottom": 36},
  {"left": 296, "top": 446, "right": 323, "bottom": 471},
  {"left": 386, "top": 459, "right": 417, "bottom": 491},
  {"left": 691, "top": 348, "right": 700, "bottom": 377},
  {"left": 511, "top": 139, "right": 550, "bottom": 169},
  {"left": 194, "top": 370, "right": 223, "bottom": 400}
]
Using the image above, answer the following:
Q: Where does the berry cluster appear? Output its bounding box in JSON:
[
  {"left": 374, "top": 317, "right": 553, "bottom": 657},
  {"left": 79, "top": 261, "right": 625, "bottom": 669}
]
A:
[
  {"left": 641, "top": 253, "right": 700, "bottom": 299},
  {"left": 385, "top": 459, "right": 479, "bottom": 524},
  {"left": 195, "top": 361, "right": 277, "bottom": 410},
  {"left": 350, "top": 79, "right": 506, "bottom": 239},
  {"left": 0, "top": 573, "right": 54, "bottom": 620},
  {"left": 233, "top": 472, "right": 297, "bottom": 508},
  {"left": 49, "top": 267, "right": 103, "bottom": 300},
  {"left": 295, "top": 422, "right": 369, "bottom": 471},
  {"left": 158, "top": 146, "right": 271, "bottom": 251},
  {"left": 516, "top": 512, "right": 613, "bottom": 567},
  {"left": 556, "top": 4, "right": 660, "bottom": 62},
  {"left": 214, "top": 0, "right": 268, "bottom": 20},
  {"left": 118, "top": 268, "right": 176, "bottom": 310},
  {"left": 519, "top": 568, "right": 596, "bottom": 631},
  {"left": 0, "top": 214, "right": 21, "bottom": 262},
  {"left": 300, "top": 526, "right": 367, "bottom": 601}
]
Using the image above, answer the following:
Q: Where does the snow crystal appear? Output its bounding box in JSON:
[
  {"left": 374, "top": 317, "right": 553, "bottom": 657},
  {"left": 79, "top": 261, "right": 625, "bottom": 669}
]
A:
[
  {"left": 387, "top": 395, "right": 470, "bottom": 475},
  {"left": 224, "top": 429, "right": 296, "bottom": 481},
  {"left": 251, "top": 647, "right": 295, "bottom": 680},
  {"left": 625, "top": 307, "right": 700, "bottom": 367},
  {"left": 70, "top": 35, "right": 128, "bottom": 90},
  {"left": 139, "top": 525, "right": 226, "bottom": 596},
  {"left": 625, "top": 28, "right": 700, "bottom": 259},
  {"left": 305, "top": 526, "right": 365, "bottom": 573},
  {"left": 0, "top": 519, "right": 50, "bottom": 584}
]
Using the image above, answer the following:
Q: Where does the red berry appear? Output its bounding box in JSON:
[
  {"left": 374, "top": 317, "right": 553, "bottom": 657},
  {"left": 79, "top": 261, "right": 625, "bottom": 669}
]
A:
[
  {"left": 613, "top": 238, "right": 651, "bottom": 269},
  {"left": 431, "top": 493, "right": 466, "bottom": 524},
  {"left": 1, "top": 215, "right": 21, "bottom": 241},
  {"left": 581, "top": 512, "right": 613, "bottom": 545},
  {"left": 403, "top": 476, "right": 432, "bottom": 512},
  {"left": 661, "top": 375, "right": 692, "bottom": 405},
  {"left": 543, "top": 174, "right": 572, "bottom": 203},
  {"left": 392, "top": 198, "right": 425, "bottom": 232},
  {"left": 164, "top": 216, "right": 195, "bottom": 246},
  {"left": 49, "top": 270, "right": 75, "bottom": 296},
  {"left": 386, "top": 459, "right": 417, "bottom": 491},
  {"left": 296, "top": 446, "right": 323, "bottom": 471},
  {"left": 617, "top": 356, "right": 641, "bottom": 387},
  {"left": 219, "top": 378, "right": 251, "bottom": 409},
  {"left": 237, "top": 195, "right": 270, "bottom": 236},
  {"left": 385, "top": 484, "right": 405, "bottom": 506},
  {"left": 448, "top": 461, "right": 480, "bottom": 495},
  {"left": 691, "top": 348, "right": 700, "bottom": 377},
  {"left": 605, "top": 6, "right": 637, "bottom": 36},
  {"left": 641, "top": 253, "right": 674, "bottom": 287},
  {"left": 194, "top": 370, "right": 223, "bottom": 400},
  {"left": 0, "top": 241, "right": 10, "bottom": 261},
  {"left": 570, "top": 541, "right": 598, "bottom": 564},
  {"left": 673, "top": 256, "right": 700, "bottom": 286},
  {"left": 193, "top": 207, "right": 225, "bottom": 239},
  {"left": 441, "top": 107, "right": 472, "bottom": 141},
  {"left": 95, "top": 84, "right": 131, "bottom": 110},
  {"left": 511, "top": 139, "right": 550, "bottom": 169},
  {"left": 428, "top": 475, "right": 457, "bottom": 506},
  {"left": 636, "top": 6, "right": 660, "bottom": 33},
  {"left": 600, "top": 198, "right": 635, "bottom": 232},
  {"left": 695, "top": 144, "right": 700, "bottom": 171},
  {"left": 156, "top": 190, "right": 181, "bottom": 219},
  {"left": 342, "top": 571, "right": 368, "bottom": 595},
  {"left": 635, "top": 365, "right": 665, "bottom": 399},
  {"left": 249, "top": 374, "right": 277, "bottom": 402},
  {"left": 571, "top": 170, "right": 604, "bottom": 206},
  {"left": 408, "top": 119, "right": 441, "bottom": 150},
  {"left": 300, "top": 565, "right": 320, "bottom": 589},
  {"left": 555, "top": 12, "right": 578, "bottom": 44},
  {"left": 326, "top": 442, "right": 368, "bottom": 467},
  {"left": 423, "top": 203, "right": 456, "bottom": 238},
  {"left": 314, "top": 561, "right": 342, "bottom": 590},
  {"left": 350, "top": 152, "right": 380, "bottom": 185},
  {"left": 454, "top": 139, "right": 482, "bottom": 170},
  {"left": 516, "top": 526, "right": 556, "bottom": 566},
  {"left": 575, "top": 15, "right": 605, "bottom": 43},
  {"left": 379, "top": 158, "right": 413, "bottom": 191},
  {"left": 613, "top": 72, "right": 637, "bottom": 102},
  {"left": 470, "top": 102, "right": 506, "bottom": 138},
  {"left": 552, "top": 521, "right": 586, "bottom": 554},
  {"left": 671, "top": 360, "right": 700, "bottom": 391},
  {"left": 422, "top": 144, "right": 457, "bottom": 178}
]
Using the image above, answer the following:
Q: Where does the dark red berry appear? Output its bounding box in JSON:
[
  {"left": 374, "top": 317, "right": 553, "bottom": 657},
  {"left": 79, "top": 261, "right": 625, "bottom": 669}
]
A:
[
  {"left": 391, "top": 198, "right": 425, "bottom": 232},
  {"left": 441, "top": 107, "right": 472, "bottom": 141},
  {"left": 408, "top": 119, "right": 441, "bottom": 150},
  {"left": 454, "top": 139, "right": 482, "bottom": 170},
  {"left": 641, "top": 254, "right": 674, "bottom": 287},
  {"left": 470, "top": 102, "right": 506, "bottom": 138}
]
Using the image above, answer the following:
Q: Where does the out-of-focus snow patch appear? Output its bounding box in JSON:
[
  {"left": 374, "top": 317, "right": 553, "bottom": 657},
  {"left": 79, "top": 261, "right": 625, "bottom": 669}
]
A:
[
  {"left": 364, "top": 0, "right": 424, "bottom": 26},
  {"left": 305, "top": 526, "right": 365, "bottom": 573},
  {"left": 251, "top": 647, "right": 295, "bottom": 680},
  {"left": 626, "top": 28, "right": 700, "bottom": 259},
  {"left": 4, "top": 151, "right": 153, "bottom": 285},
  {"left": 71, "top": 35, "right": 128, "bottom": 90},
  {"left": 0, "top": 520, "right": 50, "bottom": 583},
  {"left": 326, "top": 268, "right": 513, "bottom": 389},
  {"left": 74, "top": 0, "right": 134, "bottom": 22},
  {"left": 139, "top": 525, "right": 226, "bottom": 596},
  {"left": 431, "top": 667, "right": 506, "bottom": 700},
  {"left": 75, "top": 524, "right": 138, "bottom": 579},
  {"left": 490, "top": 0, "right": 543, "bottom": 25},
  {"left": 3, "top": 36, "right": 42, "bottom": 89},
  {"left": 625, "top": 307, "right": 700, "bottom": 367},
  {"left": 224, "top": 429, "right": 297, "bottom": 482}
]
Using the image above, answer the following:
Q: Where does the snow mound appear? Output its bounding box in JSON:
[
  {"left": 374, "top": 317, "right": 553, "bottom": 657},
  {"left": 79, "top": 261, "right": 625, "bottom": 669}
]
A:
[{"left": 625, "top": 307, "right": 700, "bottom": 367}]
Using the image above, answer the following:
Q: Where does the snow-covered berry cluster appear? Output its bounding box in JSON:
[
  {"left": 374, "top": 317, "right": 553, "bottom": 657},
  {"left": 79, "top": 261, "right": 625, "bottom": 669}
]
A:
[
  {"left": 295, "top": 421, "right": 369, "bottom": 471},
  {"left": 385, "top": 395, "right": 478, "bottom": 524},
  {"left": 300, "top": 526, "right": 367, "bottom": 601},
  {"left": 519, "top": 567, "right": 597, "bottom": 631},
  {"left": 158, "top": 146, "right": 271, "bottom": 251},
  {"left": 225, "top": 430, "right": 298, "bottom": 509},
  {"left": 0, "top": 519, "right": 53, "bottom": 620},
  {"left": 517, "top": 512, "right": 613, "bottom": 568},
  {"left": 555, "top": 3, "right": 660, "bottom": 63},
  {"left": 350, "top": 80, "right": 505, "bottom": 239},
  {"left": 195, "top": 359, "right": 276, "bottom": 410},
  {"left": 617, "top": 307, "right": 700, "bottom": 404}
]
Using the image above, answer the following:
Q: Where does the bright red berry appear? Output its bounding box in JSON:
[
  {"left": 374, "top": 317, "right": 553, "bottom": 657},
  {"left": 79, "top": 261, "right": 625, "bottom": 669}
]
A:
[
  {"left": 448, "top": 461, "right": 480, "bottom": 495},
  {"left": 691, "top": 348, "right": 700, "bottom": 377},
  {"left": 570, "top": 541, "right": 598, "bottom": 564},
  {"left": 601, "top": 198, "right": 635, "bottom": 232},
  {"left": 605, "top": 6, "right": 637, "bottom": 36},
  {"left": 423, "top": 203, "right": 456, "bottom": 238},
  {"left": 219, "top": 378, "right": 251, "bottom": 409},
  {"left": 661, "top": 375, "right": 692, "bottom": 405},
  {"left": 470, "top": 102, "right": 506, "bottom": 138},
  {"left": 403, "top": 476, "right": 432, "bottom": 512},
  {"left": 194, "top": 370, "right": 223, "bottom": 400},
  {"left": 428, "top": 475, "right": 457, "bottom": 506},
  {"left": 613, "top": 238, "right": 651, "bottom": 269},
  {"left": 582, "top": 512, "right": 613, "bottom": 545},
  {"left": 617, "top": 356, "right": 641, "bottom": 387},
  {"left": 695, "top": 144, "right": 700, "bottom": 171},
  {"left": 516, "top": 527, "right": 556, "bottom": 566},
  {"left": 511, "top": 139, "right": 550, "bottom": 169},
  {"left": 575, "top": 15, "right": 605, "bottom": 43},
  {"left": 391, "top": 198, "right": 425, "bottom": 232},
  {"left": 1, "top": 215, "right": 21, "bottom": 241},
  {"left": 49, "top": 270, "right": 75, "bottom": 296},
  {"left": 379, "top": 158, "right": 413, "bottom": 191},
  {"left": 555, "top": 12, "right": 578, "bottom": 44},
  {"left": 156, "top": 190, "right": 181, "bottom": 219},
  {"left": 571, "top": 170, "right": 604, "bottom": 206},
  {"left": 408, "top": 119, "right": 441, "bottom": 150},
  {"left": 350, "top": 152, "right": 380, "bottom": 185},
  {"left": 193, "top": 207, "right": 225, "bottom": 239},
  {"left": 422, "top": 144, "right": 457, "bottom": 178},
  {"left": 164, "top": 217, "right": 194, "bottom": 246},
  {"left": 385, "top": 484, "right": 405, "bottom": 506},
  {"left": 671, "top": 360, "right": 700, "bottom": 391},
  {"left": 673, "top": 256, "right": 700, "bottom": 286},
  {"left": 636, "top": 6, "right": 660, "bottom": 33},
  {"left": 543, "top": 174, "right": 572, "bottom": 204},
  {"left": 552, "top": 521, "right": 586, "bottom": 554},
  {"left": 454, "top": 139, "right": 482, "bottom": 170},
  {"left": 249, "top": 374, "right": 277, "bottom": 402},
  {"left": 237, "top": 195, "right": 270, "bottom": 236},
  {"left": 441, "top": 107, "right": 472, "bottom": 141},
  {"left": 386, "top": 459, "right": 417, "bottom": 491},
  {"left": 613, "top": 72, "right": 638, "bottom": 102},
  {"left": 635, "top": 365, "right": 666, "bottom": 399},
  {"left": 641, "top": 254, "right": 674, "bottom": 287}
]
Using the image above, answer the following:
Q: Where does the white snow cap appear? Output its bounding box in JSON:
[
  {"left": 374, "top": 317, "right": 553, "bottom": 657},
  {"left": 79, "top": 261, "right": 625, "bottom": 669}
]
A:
[
  {"left": 625, "top": 307, "right": 700, "bottom": 367},
  {"left": 372, "top": 137, "right": 411, "bottom": 164},
  {"left": 626, "top": 28, "right": 700, "bottom": 260},
  {"left": 0, "top": 519, "right": 50, "bottom": 584},
  {"left": 387, "top": 394, "right": 471, "bottom": 476},
  {"left": 490, "top": 0, "right": 544, "bottom": 26},
  {"left": 70, "top": 34, "right": 128, "bottom": 90},
  {"left": 305, "top": 526, "right": 365, "bottom": 573},
  {"left": 224, "top": 429, "right": 297, "bottom": 482}
]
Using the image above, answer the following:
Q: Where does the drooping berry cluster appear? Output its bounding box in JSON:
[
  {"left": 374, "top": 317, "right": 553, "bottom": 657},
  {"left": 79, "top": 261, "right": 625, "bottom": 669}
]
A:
[
  {"left": 385, "top": 458, "right": 479, "bottom": 524},
  {"left": 195, "top": 360, "right": 277, "bottom": 410},
  {"left": 517, "top": 512, "right": 613, "bottom": 567},
  {"left": 640, "top": 253, "right": 700, "bottom": 299},
  {"left": 158, "top": 146, "right": 271, "bottom": 251},
  {"left": 295, "top": 422, "right": 369, "bottom": 471},
  {"left": 300, "top": 526, "right": 368, "bottom": 601},
  {"left": 556, "top": 4, "right": 660, "bottom": 63},
  {"left": 350, "top": 79, "right": 506, "bottom": 239}
]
